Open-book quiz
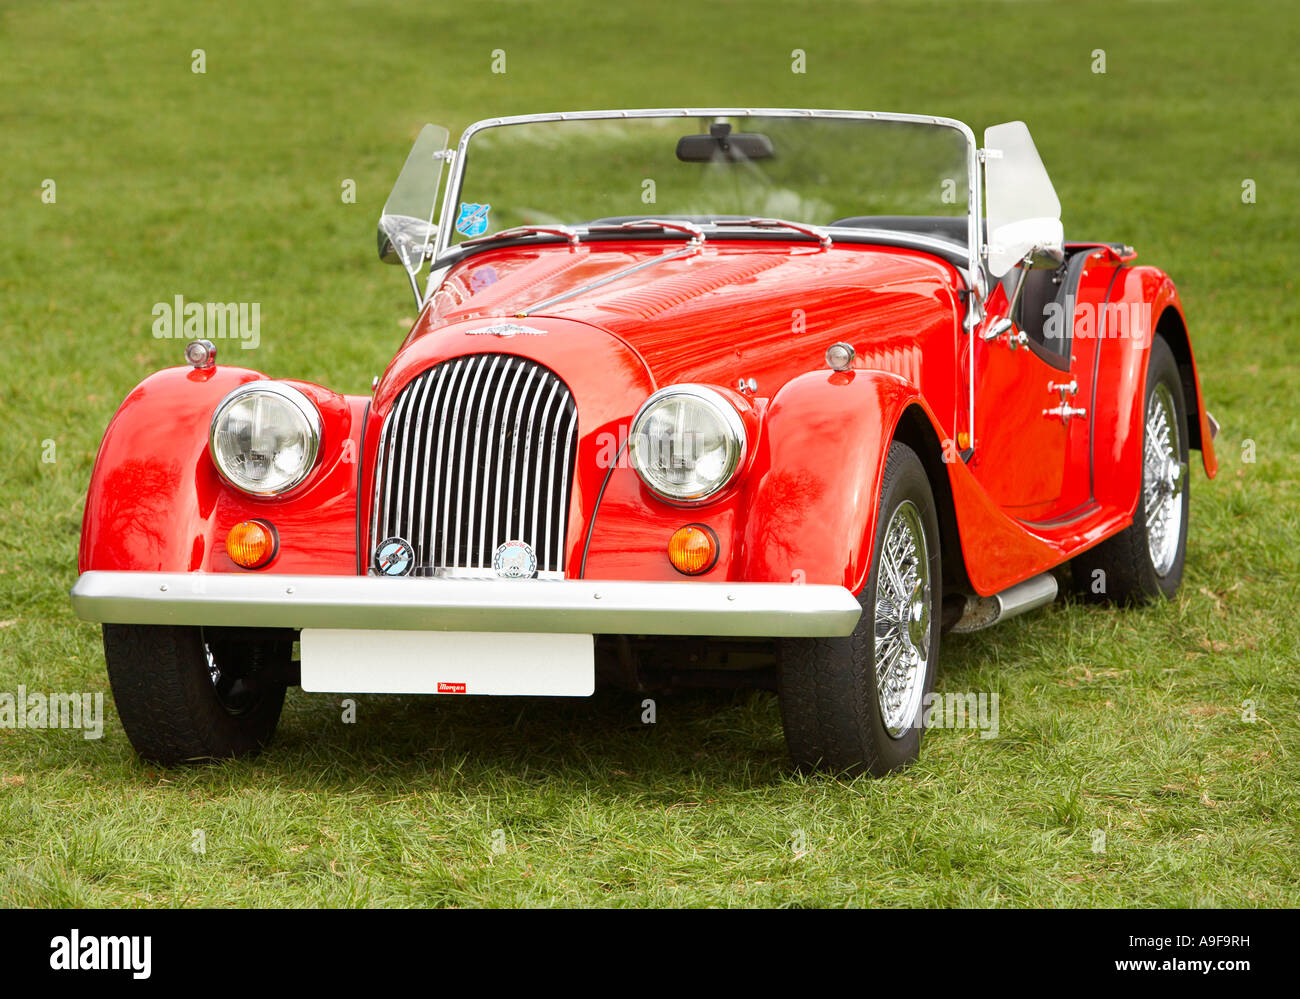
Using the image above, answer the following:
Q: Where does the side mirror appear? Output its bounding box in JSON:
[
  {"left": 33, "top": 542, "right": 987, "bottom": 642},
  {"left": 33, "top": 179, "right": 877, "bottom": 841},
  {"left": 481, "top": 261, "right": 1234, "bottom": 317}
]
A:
[
  {"left": 377, "top": 215, "right": 438, "bottom": 270},
  {"left": 986, "top": 217, "right": 1065, "bottom": 278},
  {"left": 982, "top": 220, "right": 1065, "bottom": 345},
  {"left": 378, "top": 124, "right": 451, "bottom": 304},
  {"left": 983, "top": 121, "right": 1063, "bottom": 278}
]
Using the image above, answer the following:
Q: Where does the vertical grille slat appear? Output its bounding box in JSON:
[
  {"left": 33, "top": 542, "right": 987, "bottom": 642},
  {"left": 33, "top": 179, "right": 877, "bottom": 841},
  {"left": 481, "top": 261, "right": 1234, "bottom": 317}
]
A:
[
  {"left": 504, "top": 366, "right": 540, "bottom": 547},
  {"left": 378, "top": 387, "right": 413, "bottom": 542},
  {"left": 476, "top": 357, "right": 511, "bottom": 566},
  {"left": 555, "top": 404, "right": 577, "bottom": 567},
  {"left": 532, "top": 381, "right": 562, "bottom": 565},
  {"left": 440, "top": 357, "right": 478, "bottom": 568},
  {"left": 404, "top": 371, "right": 438, "bottom": 563},
  {"left": 414, "top": 365, "right": 452, "bottom": 567},
  {"left": 491, "top": 361, "right": 529, "bottom": 560},
  {"left": 369, "top": 354, "right": 577, "bottom": 577}
]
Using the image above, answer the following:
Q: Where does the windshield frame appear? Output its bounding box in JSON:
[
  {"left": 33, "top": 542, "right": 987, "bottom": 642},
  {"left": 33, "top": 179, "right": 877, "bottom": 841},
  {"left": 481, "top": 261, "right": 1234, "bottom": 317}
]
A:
[{"left": 432, "top": 108, "right": 980, "bottom": 276}]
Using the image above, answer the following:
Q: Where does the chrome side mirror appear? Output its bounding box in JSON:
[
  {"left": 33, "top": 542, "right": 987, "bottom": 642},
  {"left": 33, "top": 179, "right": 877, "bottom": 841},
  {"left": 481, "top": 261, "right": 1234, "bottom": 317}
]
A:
[
  {"left": 378, "top": 123, "right": 451, "bottom": 306},
  {"left": 980, "top": 240, "right": 1063, "bottom": 348},
  {"left": 986, "top": 218, "right": 1065, "bottom": 279},
  {"left": 983, "top": 121, "right": 1064, "bottom": 278},
  {"left": 377, "top": 215, "right": 437, "bottom": 270}
]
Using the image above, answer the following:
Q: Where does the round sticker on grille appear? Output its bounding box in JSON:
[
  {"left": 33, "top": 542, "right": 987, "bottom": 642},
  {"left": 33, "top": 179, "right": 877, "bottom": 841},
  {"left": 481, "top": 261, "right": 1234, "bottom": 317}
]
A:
[
  {"left": 374, "top": 537, "right": 415, "bottom": 577},
  {"left": 493, "top": 540, "right": 537, "bottom": 579}
]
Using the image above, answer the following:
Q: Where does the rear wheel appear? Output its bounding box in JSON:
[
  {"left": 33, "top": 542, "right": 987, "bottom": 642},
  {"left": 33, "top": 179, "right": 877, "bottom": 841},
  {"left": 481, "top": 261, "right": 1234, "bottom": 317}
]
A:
[
  {"left": 1072, "top": 335, "right": 1190, "bottom": 603},
  {"left": 103, "top": 624, "right": 290, "bottom": 765},
  {"left": 777, "top": 441, "right": 941, "bottom": 776}
]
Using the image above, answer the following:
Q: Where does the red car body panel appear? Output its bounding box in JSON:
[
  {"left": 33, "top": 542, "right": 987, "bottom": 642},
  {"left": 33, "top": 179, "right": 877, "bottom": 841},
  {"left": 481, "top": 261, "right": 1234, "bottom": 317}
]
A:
[
  {"left": 79, "top": 236, "right": 1217, "bottom": 605},
  {"left": 79, "top": 366, "right": 366, "bottom": 576}
]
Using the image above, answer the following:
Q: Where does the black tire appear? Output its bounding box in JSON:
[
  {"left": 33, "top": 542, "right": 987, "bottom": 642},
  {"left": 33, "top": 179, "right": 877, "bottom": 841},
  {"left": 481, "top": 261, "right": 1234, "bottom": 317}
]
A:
[
  {"left": 1072, "top": 336, "right": 1190, "bottom": 604},
  {"left": 777, "top": 441, "right": 941, "bottom": 776},
  {"left": 103, "top": 624, "right": 289, "bottom": 765}
]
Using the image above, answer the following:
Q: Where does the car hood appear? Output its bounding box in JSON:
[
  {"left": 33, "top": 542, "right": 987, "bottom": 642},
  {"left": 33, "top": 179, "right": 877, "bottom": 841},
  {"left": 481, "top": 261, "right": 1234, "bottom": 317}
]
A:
[{"left": 414, "top": 240, "right": 962, "bottom": 388}]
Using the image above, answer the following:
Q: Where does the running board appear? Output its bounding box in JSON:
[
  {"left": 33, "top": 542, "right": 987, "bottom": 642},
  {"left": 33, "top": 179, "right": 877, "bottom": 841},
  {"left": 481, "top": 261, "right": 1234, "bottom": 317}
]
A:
[{"left": 950, "top": 573, "right": 1058, "bottom": 633}]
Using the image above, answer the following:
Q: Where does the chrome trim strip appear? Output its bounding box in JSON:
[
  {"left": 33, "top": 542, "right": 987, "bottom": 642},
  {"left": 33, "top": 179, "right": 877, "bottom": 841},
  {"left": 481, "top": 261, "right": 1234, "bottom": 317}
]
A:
[
  {"left": 404, "top": 367, "right": 438, "bottom": 562},
  {"left": 463, "top": 354, "right": 499, "bottom": 567},
  {"left": 543, "top": 389, "right": 563, "bottom": 569},
  {"left": 492, "top": 360, "right": 529, "bottom": 559},
  {"left": 416, "top": 362, "right": 453, "bottom": 566},
  {"left": 556, "top": 403, "right": 576, "bottom": 568},
  {"left": 368, "top": 410, "right": 390, "bottom": 557},
  {"left": 477, "top": 355, "right": 511, "bottom": 565},
  {"left": 532, "top": 381, "right": 562, "bottom": 560},
  {"left": 504, "top": 364, "right": 539, "bottom": 547},
  {"left": 379, "top": 385, "right": 414, "bottom": 542},
  {"left": 71, "top": 572, "right": 863, "bottom": 638},
  {"left": 441, "top": 356, "right": 479, "bottom": 567},
  {"left": 391, "top": 367, "right": 427, "bottom": 541},
  {"left": 429, "top": 359, "right": 466, "bottom": 566}
]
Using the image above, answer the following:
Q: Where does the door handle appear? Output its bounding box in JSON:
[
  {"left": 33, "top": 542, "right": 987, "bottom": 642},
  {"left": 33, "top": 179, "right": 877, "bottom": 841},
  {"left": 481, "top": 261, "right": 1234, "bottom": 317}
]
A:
[
  {"left": 1043, "top": 403, "right": 1086, "bottom": 424},
  {"left": 1044, "top": 380, "right": 1083, "bottom": 423}
]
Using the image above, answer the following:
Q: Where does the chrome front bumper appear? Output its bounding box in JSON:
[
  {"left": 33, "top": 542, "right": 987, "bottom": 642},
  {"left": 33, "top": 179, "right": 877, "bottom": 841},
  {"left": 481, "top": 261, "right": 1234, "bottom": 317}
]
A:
[{"left": 70, "top": 571, "right": 862, "bottom": 638}]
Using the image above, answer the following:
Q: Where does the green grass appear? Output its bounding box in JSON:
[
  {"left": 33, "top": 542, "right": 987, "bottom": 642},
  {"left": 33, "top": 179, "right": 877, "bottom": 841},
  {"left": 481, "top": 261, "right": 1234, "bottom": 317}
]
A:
[{"left": 1, "top": 0, "right": 1297, "bottom": 907}]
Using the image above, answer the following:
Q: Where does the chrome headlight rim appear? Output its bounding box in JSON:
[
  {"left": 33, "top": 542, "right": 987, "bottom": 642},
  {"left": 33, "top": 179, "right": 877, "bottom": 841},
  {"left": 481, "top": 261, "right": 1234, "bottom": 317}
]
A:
[
  {"left": 209, "top": 381, "right": 323, "bottom": 497},
  {"left": 629, "top": 384, "right": 748, "bottom": 504}
]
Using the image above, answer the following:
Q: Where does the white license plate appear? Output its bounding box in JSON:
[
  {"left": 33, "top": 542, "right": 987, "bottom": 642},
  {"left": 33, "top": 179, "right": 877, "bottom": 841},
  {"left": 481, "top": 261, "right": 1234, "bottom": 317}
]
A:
[{"left": 299, "top": 630, "right": 594, "bottom": 696}]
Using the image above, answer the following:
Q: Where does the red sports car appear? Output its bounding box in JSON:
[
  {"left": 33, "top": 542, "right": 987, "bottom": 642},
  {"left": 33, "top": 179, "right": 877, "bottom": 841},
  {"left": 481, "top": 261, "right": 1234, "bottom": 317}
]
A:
[{"left": 71, "top": 109, "right": 1218, "bottom": 775}]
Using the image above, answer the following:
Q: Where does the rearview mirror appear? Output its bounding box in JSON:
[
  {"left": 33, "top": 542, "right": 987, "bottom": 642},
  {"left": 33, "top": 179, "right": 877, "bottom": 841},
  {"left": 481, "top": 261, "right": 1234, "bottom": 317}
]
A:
[{"left": 676, "top": 122, "right": 774, "bottom": 162}]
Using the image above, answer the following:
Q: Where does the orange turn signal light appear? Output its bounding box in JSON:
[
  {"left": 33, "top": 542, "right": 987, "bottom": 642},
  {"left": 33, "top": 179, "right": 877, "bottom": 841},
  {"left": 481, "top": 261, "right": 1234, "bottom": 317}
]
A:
[
  {"left": 668, "top": 524, "right": 719, "bottom": 576},
  {"left": 227, "top": 519, "right": 277, "bottom": 569}
]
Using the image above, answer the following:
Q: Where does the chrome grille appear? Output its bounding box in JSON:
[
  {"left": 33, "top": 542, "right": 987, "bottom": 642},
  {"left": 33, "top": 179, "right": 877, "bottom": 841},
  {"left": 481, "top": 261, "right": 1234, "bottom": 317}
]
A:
[{"left": 370, "top": 354, "right": 578, "bottom": 576}]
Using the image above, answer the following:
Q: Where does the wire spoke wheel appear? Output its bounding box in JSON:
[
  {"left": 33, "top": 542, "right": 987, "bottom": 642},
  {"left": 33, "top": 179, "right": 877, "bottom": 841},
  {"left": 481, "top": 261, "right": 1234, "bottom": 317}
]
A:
[
  {"left": 1143, "top": 382, "right": 1186, "bottom": 577},
  {"left": 872, "top": 499, "right": 931, "bottom": 738},
  {"left": 777, "top": 441, "right": 938, "bottom": 775}
]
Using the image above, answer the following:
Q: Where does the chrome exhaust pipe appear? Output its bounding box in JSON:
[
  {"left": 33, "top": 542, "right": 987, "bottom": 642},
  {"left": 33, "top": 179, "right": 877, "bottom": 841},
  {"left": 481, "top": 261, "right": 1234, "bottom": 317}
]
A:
[{"left": 950, "top": 572, "right": 1058, "bottom": 634}]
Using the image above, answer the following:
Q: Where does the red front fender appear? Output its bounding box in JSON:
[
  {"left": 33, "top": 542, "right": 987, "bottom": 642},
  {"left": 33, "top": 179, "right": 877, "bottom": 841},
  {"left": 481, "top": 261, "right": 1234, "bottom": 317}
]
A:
[
  {"left": 78, "top": 366, "right": 365, "bottom": 575},
  {"left": 737, "top": 368, "right": 920, "bottom": 593}
]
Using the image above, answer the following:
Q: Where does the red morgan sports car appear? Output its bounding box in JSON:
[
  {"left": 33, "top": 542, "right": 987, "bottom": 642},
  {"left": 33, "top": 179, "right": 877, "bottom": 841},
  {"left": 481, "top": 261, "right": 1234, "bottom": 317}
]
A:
[{"left": 72, "top": 109, "right": 1219, "bottom": 775}]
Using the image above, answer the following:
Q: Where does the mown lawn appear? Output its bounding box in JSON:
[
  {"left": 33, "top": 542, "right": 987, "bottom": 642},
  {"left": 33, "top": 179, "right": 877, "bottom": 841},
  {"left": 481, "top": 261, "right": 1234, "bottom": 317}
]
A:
[{"left": 0, "top": 0, "right": 1296, "bottom": 907}]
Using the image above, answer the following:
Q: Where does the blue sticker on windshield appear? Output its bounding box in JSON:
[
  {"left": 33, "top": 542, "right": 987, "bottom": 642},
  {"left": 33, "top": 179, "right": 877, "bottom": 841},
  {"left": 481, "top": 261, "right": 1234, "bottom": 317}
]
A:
[{"left": 455, "top": 202, "right": 491, "bottom": 237}]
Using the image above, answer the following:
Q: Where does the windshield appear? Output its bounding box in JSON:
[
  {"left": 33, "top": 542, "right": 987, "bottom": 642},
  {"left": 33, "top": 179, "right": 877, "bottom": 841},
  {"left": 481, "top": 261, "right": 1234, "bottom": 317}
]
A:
[{"left": 445, "top": 113, "right": 972, "bottom": 248}]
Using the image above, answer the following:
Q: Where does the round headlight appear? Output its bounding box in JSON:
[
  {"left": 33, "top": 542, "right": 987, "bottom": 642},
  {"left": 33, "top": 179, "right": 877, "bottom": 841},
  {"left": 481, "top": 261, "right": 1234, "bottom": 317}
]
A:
[
  {"left": 629, "top": 385, "right": 747, "bottom": 502},
  {"left": 209, "top": 382, "right": 322, "bottom": 496}
]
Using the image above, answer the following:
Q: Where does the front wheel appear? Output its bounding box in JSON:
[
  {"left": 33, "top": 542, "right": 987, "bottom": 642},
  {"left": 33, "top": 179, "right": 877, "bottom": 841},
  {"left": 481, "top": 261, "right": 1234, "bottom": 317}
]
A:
[
  {"left": 103, "top": 624, "right": 290, "bottom": 765},
  {"left": 777, "top": 441, "right": 941, "bottom": 776}
]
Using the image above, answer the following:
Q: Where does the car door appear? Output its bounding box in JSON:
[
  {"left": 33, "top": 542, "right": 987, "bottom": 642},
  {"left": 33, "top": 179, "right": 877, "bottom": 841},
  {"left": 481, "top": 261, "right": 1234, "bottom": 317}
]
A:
[
  {"left": 969, "top": 261, "right": 1088, "bottom": 522},
  {"left": 967, "top": 120, "right": 1090, "bottom": 524}
]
